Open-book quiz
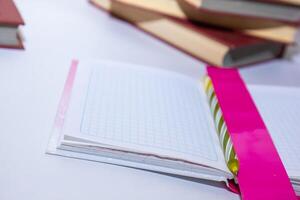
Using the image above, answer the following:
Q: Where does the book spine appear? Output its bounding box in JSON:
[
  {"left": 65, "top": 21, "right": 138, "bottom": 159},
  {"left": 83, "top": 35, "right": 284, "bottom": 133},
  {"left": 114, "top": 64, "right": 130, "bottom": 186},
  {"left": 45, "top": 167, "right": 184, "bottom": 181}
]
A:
[{"left": 204, "top": 77, "right": 239, "bottom": 176}]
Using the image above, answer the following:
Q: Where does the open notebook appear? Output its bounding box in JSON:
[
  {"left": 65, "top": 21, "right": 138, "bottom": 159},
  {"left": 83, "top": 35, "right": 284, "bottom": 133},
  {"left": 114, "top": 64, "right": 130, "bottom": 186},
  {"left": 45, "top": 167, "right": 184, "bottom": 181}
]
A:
[{"left": 47, "top": 60, "right": 300, "bottom": 194}]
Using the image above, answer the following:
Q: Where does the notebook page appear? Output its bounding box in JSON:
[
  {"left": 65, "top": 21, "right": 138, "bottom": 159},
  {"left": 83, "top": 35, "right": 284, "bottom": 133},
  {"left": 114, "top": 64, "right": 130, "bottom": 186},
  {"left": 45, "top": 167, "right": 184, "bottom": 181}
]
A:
[
  {"left": 61, "top": 60, "right": 228, "bottom": 171},
  {"left": 249, "top": 86, "right": 300, "bottom": 177}
]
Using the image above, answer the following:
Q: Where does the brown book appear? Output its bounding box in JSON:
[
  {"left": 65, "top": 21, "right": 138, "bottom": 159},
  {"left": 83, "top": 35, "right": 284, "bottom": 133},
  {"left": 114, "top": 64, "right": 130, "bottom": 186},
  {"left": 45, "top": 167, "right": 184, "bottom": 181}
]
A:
[
  {"left": 96, "top": 0, "right": 299, "bottom": 44},
  {"left": 91, "top": 0, "right": 284, "bottom": 67},
  {"left": 0, "top": 0, "right": 24, "bottom": 49}
]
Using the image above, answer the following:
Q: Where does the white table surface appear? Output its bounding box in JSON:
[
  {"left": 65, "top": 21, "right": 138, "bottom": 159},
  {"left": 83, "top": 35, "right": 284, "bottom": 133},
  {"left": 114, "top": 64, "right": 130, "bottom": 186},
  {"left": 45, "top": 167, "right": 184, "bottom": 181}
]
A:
[{"left": 0, "top": 0, "right": 299, "bottom": 199}]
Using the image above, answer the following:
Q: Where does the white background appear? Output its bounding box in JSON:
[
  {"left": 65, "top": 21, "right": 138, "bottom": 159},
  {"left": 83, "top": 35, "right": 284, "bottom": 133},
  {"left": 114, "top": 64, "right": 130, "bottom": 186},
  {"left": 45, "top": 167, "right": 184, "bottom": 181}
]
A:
[{"left": 0, "top": 0, "right": 299, "bottom": 199}]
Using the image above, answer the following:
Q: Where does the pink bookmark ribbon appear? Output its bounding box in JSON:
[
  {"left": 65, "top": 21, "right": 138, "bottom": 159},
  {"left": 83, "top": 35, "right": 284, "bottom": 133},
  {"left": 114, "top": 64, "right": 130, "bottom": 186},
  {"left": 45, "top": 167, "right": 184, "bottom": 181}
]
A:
[{"left": 207, "top": 67, "right": 297, "bottom": 200}]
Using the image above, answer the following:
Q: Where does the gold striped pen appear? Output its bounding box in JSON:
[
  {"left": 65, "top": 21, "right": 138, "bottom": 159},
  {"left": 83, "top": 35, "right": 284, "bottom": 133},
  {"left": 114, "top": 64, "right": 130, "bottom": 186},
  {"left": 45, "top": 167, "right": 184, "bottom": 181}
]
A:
[{"left": 204, "top": 77, "right": 239, "bottom": 176}]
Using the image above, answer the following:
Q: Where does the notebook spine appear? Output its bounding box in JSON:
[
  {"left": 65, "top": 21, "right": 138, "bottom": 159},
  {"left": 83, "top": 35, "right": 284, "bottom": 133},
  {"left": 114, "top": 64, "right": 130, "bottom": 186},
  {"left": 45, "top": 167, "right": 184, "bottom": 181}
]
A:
[{"left": 204, "top": 77, "right": 239, "bottom": 176}]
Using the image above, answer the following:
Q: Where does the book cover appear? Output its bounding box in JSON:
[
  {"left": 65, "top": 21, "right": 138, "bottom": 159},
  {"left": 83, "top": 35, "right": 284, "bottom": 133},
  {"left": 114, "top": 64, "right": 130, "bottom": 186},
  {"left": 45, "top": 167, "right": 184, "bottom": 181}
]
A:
[{"left": 0, "top": 0, "right": 24, "bottom": 26}]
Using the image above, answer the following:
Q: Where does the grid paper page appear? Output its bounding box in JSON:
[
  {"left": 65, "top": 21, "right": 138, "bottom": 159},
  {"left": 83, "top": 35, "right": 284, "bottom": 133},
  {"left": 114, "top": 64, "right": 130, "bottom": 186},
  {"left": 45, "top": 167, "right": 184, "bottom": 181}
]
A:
[
  {"left": 250, "top": 87, "right": 300, "bottom": 173},
  {"left": 79, "top": 64, "right": 219, "bottom": 161}
]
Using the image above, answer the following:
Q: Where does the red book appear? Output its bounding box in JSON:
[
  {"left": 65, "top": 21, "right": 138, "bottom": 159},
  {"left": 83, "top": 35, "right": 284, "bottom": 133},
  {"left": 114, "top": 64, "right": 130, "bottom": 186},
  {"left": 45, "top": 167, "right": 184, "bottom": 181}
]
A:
[{"left": 0, "top": 0, "right": 24, "bottom": 49}]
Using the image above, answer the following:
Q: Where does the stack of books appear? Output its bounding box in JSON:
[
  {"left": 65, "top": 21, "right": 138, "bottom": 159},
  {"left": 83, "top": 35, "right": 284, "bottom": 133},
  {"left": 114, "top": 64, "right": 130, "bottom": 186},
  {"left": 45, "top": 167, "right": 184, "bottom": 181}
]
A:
[
  {"left": 0, "top": 0, "right": 24, "bottom": 49},
  {"left": 90, "top": 0, "right": 300, "bottom": 67}
]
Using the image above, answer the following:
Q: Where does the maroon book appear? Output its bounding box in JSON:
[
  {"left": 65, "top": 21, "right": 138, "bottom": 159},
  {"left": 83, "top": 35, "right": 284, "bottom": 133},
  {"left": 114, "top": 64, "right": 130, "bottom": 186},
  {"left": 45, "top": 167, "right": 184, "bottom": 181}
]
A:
[
  {"left": 0, "top": 0, "right": 24, "bottom": 26},
  {"left": 0, "top": 0, "right": 24, "bottom": 49}
]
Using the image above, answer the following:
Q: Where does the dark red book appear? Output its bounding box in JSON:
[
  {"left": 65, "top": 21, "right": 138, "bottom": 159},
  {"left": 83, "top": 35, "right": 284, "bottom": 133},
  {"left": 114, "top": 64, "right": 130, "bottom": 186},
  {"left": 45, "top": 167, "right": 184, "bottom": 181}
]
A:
[{"left": 0, "top": 0, "right": 24, "bottom": 49}]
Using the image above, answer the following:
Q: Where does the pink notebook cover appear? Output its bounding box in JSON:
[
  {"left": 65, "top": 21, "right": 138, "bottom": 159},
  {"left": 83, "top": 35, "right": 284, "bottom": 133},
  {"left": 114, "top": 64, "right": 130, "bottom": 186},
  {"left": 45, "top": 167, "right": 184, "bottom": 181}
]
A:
[
  {"left": 207, "top": 66, "right": 298, "bottom": 200},
  {"left": 54, "top": 60, "right": 78, "bottom": 129}
]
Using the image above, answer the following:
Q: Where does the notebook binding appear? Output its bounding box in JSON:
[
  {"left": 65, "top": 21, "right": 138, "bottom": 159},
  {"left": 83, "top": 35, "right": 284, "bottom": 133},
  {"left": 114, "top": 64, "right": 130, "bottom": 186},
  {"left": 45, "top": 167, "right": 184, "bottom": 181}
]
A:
[{"left": 204, "top": 77, "right": 239, "bottom": 176}]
